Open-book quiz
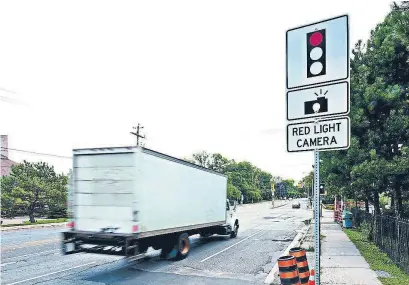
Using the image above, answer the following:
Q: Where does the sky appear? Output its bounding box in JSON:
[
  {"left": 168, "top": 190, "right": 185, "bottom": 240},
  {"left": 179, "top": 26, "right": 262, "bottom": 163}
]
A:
[{"left": 0, "top": 0, "right": 391, "bottom": 181}]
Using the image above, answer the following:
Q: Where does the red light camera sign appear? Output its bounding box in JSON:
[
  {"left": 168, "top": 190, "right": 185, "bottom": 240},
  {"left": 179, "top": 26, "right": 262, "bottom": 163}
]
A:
[{"left": 285, "top": 15, "right": 350, "bottom": 152}]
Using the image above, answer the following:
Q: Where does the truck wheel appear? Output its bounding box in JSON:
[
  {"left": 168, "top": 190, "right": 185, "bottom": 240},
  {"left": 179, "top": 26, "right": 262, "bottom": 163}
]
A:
[
  {"left": 230, "top": 222, "right": 239, "bottom": 238},
  {"left": 175, "top": 233, "right": 190, "bottom": 260}
]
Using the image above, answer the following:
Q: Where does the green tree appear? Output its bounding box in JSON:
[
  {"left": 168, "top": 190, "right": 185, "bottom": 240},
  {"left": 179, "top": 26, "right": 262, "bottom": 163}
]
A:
[
  {"left": 189, "top": 152, "right": 277, "bottom": 203},
  {"left": 0, "top": 175, "right": 21, "bottom": 218},
  {"left": 300, "top": 171, "right": 313, "bottom": 191},
  {"left": 320, "top": 3, "right": 409, "bottom": 217},
  {"left": 207, "top": 153, "right": 231, "bottom": 173},
  {"left": 227, "top": 182, "right": 241, "bottom": 201},
  {"left": 190, "top": 152, "right": 231, "bottom": 173},
  {"left": 281, "top": 179, "right": 299, "bottom": 198},
  {"left": 226, "top": 161, "right": 263, "bottom": 203},
  {"left": 259, "top": 171, "right": 273, "bottom": 201},
  {"left": 1, "top": 161, "right": 68, "bottom": 223},
  {"left": 191, "top": 151, "right": 211, "bottom": 167}
]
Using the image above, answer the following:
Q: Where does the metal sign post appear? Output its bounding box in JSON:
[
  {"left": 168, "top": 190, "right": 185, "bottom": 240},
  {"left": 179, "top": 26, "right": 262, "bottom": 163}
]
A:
[
  {"left": 314, "top": 148, "right": 320, "bottom": 284},
  {"left": 285, "top": 15, "right": 350, "bottom": 285}
]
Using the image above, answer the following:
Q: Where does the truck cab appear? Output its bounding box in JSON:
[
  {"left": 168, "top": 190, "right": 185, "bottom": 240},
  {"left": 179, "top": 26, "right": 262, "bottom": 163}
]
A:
[
  {"left": 226, "top": 199, "right": 239, "bottom": 238},
  {"left": 197, "top": 199, "right": 239, "bottom": 239}
]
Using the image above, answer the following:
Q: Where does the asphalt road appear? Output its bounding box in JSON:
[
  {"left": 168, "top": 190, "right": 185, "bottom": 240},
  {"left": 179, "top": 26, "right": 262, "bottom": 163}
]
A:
[{"left": 1, "top": 200, "right": 312, "bottom": 285}]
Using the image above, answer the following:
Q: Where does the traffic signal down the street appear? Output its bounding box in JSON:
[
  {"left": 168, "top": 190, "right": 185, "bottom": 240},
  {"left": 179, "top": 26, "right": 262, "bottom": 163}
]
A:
[{"left": 319, "top": 183, "right": 325, "bottom": 194}]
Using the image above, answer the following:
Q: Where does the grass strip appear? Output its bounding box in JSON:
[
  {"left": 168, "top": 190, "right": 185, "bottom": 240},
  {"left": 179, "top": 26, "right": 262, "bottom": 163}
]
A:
[
  {"left": 1, "top": 218, "right": 67, "bottom": 227},
  {"left": 344, "top": 229, "right": 409, "bottom": 285}
]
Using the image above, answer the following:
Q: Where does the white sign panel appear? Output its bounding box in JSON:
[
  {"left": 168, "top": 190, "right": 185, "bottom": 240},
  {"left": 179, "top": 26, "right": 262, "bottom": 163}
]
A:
[
  {"left": 287, "top": 81, "right": 349, "bottom": 121},
  {"left": 287, "top": 117, "right": 350, "bottom": 152},
  {"left": 286, "top": 15, "right": 349, "bottom": 89}
]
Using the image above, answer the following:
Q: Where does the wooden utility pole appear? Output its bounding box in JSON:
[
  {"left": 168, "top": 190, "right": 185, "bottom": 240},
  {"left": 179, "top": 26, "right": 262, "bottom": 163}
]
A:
[{"left": 130, "top": 123, "right": 146, "bottom": 146}]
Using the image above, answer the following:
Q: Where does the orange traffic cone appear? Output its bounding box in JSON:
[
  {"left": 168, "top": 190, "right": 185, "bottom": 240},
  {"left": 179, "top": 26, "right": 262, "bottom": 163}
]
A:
[{"left": 309, "top": 269, "right": 315, "bottom": 285}]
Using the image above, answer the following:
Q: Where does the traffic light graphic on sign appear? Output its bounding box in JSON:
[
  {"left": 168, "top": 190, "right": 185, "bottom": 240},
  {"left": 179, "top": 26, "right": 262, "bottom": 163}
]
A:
[{"left": 306, "top": 29, "right": 326, "bottom": 78}]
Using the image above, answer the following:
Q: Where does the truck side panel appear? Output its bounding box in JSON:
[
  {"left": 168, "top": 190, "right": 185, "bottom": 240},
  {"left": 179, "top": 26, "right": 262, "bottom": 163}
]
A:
[{"left": 137, "top": 150, "right": 227, "bottom": 236}]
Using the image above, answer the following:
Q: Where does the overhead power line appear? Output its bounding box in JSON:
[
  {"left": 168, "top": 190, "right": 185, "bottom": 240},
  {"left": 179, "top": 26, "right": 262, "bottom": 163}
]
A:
[{"left": 1, "top": 147, "right": 72, "bottom": 159}]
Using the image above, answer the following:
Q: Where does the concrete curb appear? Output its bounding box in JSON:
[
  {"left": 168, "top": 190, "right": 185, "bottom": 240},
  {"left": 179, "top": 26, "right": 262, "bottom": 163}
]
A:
[
  {"left": 264, "top": 222, "right": 312, "bottom": 284},
  {"left": 1, "top": 222, "right": 66, "bottom": 231}
]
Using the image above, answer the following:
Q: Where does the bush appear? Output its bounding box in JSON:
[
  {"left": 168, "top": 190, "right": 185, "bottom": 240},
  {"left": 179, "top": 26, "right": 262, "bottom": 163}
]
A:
[
  {"left": 321, "top": 196, "right": 335, "bottom": 204},
  {"left": 324, "top": 204, "right": 335, "bottom": 210},
  {"left": 47, "top": 207, "right": 67, "bottom": 219},
  {"left": 360, "top": 221, "right": 374, "bottom": 242}
]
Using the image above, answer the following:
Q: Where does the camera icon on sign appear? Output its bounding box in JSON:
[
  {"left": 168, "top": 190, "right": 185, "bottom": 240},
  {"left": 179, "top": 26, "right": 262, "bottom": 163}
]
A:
[{"left": 304, "top": 96, "right": 328, "bottom": 115}]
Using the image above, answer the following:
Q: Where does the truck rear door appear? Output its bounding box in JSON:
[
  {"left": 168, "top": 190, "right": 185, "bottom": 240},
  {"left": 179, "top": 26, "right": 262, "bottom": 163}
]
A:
[{"left": 72, "top": 149, "right": 137, "bottom": 234}]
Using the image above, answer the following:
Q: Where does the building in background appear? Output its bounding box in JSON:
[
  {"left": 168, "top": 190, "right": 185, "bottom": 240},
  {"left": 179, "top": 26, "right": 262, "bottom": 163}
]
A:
[{"left": 1, "top": 135, "right": 18, "bottom": 176}]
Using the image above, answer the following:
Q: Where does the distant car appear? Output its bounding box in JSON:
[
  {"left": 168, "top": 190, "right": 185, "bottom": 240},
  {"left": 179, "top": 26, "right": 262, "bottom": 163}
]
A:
[{"left": 292, "top": 200, "right": 301, "bottom": 209}]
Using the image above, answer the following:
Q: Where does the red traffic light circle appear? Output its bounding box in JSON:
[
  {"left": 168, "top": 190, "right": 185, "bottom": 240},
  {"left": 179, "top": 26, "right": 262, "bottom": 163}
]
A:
[{"left": 309, "top": 32, "right": 323, "bottom": 46}]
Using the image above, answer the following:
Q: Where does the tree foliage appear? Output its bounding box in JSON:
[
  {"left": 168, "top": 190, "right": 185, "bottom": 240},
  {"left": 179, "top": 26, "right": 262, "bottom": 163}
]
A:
[
  {"left": 320, "top": 3, "right": 409, "bottom": 217},
  {"left": 189, "top": 151, "right": 277, "bottom": 203},
  {"left": 280, "top": 179, "right": 305, "bottom": 198},
  {"left": 0, "top": 161, "right": 68, "bottom": 222}
]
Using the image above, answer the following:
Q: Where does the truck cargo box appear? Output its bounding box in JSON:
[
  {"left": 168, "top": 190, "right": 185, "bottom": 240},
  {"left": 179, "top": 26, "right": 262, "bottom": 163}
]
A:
[{"left": 71, "top": 146, "right": 228, "bottom": 237}]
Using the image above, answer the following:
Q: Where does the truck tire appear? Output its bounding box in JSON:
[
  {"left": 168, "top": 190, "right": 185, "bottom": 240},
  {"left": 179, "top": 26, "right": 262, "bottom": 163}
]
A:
[
  {"left": 230, "top": 221, "right": 239, "bottom": 238},
  {"left": 175, "top": 233, "right": 190, "bottom": 260}
]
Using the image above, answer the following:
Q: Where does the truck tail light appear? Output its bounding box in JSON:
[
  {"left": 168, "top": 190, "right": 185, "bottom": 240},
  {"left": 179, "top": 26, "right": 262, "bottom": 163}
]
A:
[
  {"left": 132, "top": 225, "right": 139, "bottom": 233},
  {"left": 66, "top": 221, "right": 75, "bottom": 229}
]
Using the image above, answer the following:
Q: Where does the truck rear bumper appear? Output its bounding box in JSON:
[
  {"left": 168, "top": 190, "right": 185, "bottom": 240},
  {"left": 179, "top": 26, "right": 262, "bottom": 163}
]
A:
[{"left": 61, "top": 230, "right": 139, "bottom": 257}]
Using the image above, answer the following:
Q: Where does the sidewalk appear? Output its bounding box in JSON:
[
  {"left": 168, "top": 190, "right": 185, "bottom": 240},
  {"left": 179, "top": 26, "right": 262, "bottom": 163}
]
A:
[
  {"left": 1, "top": 216, "right": 66, "bottom": 231},
  {"left": 301, "top": 209, "right": 382, "bottom": 285}
]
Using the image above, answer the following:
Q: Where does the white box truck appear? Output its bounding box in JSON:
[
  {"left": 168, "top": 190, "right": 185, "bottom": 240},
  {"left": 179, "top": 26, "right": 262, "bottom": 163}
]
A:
[{"left": 62, "top": 146, "right": 239, "bottom": 260}]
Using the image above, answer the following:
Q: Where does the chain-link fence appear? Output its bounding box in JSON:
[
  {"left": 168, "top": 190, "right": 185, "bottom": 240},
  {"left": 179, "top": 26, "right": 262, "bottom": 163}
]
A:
[{"left": 352, "top": 209, "right": 409, "bottom": 275}]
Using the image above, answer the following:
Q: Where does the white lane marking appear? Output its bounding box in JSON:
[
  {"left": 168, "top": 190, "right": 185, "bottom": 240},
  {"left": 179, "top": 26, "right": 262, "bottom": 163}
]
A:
[
  {"left": 2, "top": 250, "right": 59, "bottom": 261},
  {"left": 4, "top": 262, "right": 95, "bottom": 285},
  {"left": 1, "top": 261, "right": 17, "bottom": 267},
  {"left": 200, "top": 230, "right": 263, "bottom": 263}
]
